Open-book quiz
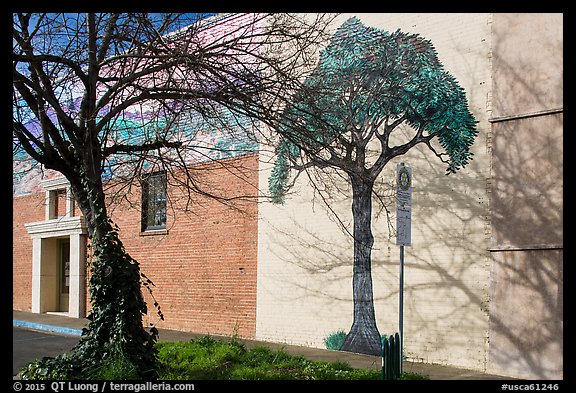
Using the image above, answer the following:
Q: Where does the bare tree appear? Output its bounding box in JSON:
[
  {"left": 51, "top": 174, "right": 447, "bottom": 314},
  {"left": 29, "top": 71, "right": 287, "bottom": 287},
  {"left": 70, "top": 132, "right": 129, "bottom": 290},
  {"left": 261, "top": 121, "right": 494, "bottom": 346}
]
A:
[
  {"left": 13, "top": 12, "right": 335, "bottom": 378},
  {"left": 268, "top": 17, "right": 478, "bottom": 356}
]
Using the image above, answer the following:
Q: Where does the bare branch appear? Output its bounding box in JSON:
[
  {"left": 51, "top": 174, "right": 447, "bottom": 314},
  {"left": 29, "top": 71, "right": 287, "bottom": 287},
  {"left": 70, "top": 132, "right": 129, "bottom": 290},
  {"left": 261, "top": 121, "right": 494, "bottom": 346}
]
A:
[{"left": 103, "top": 139, "right": 183, "bottom": 157}]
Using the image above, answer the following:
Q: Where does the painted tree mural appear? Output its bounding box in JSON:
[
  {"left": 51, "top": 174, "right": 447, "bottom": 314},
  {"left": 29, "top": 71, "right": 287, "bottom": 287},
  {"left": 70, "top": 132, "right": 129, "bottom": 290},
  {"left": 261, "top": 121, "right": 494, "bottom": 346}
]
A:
[{"left": 269, "top": 17, "right": 478, "bottom": 356}]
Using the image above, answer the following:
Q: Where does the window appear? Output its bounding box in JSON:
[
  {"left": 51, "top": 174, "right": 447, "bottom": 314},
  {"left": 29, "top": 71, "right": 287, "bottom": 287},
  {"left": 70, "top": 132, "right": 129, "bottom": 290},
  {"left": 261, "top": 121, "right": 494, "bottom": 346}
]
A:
[
  {"left": 141, "top": 172, "right": 167, "bottom": 231},
  {"left": 54, "top": 189, "right": 67, "bottom": 218}
]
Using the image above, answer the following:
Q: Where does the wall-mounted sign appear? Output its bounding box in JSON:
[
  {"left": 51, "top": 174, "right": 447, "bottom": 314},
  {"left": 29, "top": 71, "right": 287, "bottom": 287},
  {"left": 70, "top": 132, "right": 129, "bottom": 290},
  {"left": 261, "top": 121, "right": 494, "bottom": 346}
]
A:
[{"left": 396, "top": 163, "right": 412, "bottom": 246}]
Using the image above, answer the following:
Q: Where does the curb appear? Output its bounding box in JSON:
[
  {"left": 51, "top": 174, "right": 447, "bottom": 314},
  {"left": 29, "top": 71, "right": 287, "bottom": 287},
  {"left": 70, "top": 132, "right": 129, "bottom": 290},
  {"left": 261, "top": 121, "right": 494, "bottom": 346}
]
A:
[{"left": 13, "top": 320, "right": 83, "bottom": 337}]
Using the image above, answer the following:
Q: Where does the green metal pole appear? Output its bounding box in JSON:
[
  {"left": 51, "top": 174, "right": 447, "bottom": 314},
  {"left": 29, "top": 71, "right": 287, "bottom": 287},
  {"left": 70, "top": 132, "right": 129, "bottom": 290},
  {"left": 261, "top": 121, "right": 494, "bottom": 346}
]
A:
[
  {"left": 381, "top": 338, "right": 385, "bottom": 380},
  {"left": 399, "top": 245, "right": 404, "bottom": 375}
]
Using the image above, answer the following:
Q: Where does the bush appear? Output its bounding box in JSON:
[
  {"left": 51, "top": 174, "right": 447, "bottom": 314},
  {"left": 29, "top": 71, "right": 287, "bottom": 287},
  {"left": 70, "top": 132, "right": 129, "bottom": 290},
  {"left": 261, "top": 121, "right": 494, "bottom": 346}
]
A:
[
  {"left": 323, "top": 329, "right": 347, "bottom": 350},
  {"left": 18, "top": 343, "right": 141, "bottom": 380},
  {"left": 18, "top": 356, "right": 75, "bottom": 380}
]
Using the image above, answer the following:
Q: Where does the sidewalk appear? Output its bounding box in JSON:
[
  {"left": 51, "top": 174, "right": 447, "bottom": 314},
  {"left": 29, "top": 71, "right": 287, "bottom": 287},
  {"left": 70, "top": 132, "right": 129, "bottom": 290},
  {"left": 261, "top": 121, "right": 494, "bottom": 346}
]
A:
[{"left": 13, "top": 310, "right": 515, "bottom": 380}]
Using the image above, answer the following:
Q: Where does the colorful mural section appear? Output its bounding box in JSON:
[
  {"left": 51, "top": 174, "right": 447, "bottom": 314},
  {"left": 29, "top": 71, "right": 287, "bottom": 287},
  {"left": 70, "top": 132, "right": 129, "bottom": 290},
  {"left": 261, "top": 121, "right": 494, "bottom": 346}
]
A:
[{"left": 13, "top": 13, "right": 262, "bottom": 196}]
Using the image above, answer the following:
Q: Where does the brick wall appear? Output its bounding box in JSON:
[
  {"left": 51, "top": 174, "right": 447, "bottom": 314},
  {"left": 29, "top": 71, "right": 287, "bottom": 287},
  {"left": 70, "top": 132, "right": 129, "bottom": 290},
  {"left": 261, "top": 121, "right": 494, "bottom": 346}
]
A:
[
  {"left": 13, "top": 193, "right": 46, "bottom": 311},
  {"left": 13, "top": 154, "right": 259, "bottom": 339},
  {"left": 105, "top": 153, "right": 259, "bottom": 338}
]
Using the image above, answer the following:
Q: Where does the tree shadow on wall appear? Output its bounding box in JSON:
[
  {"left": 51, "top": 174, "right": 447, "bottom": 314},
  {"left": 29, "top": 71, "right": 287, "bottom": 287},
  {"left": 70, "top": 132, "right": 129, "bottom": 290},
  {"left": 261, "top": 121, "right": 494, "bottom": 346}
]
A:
[
  {"left": 487, "top": 114, "right": 563, "bottom": 379},
  {"left": 485, "top": 14, "right": 563, "bottom": 379},
  {"left": 262, "top": 123, "right": 561, "bottom": 378}
]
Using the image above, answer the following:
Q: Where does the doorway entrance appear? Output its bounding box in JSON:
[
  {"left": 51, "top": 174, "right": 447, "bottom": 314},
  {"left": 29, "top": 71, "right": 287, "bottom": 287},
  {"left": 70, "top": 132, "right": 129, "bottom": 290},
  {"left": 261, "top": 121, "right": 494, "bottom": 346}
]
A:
[
  {"left": 58, "top": 239, "right": 70, "bottom": 312},
  {"left": 25, "top": 177, "right": 87, "bottom": 318}
]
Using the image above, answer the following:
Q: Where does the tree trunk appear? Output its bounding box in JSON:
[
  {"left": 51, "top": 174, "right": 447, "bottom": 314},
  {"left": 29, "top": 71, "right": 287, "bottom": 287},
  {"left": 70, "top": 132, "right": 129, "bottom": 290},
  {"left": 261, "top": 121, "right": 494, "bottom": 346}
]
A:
[
  {"left": 68, "top": 169, "right": 158, "bottom": 378},
  {"left": 340, "top": 175, "right": 382, "bottom": 356}
]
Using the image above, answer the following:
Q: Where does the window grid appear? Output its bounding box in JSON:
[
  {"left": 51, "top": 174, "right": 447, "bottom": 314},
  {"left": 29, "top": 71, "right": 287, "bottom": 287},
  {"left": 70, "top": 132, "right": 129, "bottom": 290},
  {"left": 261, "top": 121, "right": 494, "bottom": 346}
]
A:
[{"left": 142, "top": 172, "right": 167, "bottom": 231}]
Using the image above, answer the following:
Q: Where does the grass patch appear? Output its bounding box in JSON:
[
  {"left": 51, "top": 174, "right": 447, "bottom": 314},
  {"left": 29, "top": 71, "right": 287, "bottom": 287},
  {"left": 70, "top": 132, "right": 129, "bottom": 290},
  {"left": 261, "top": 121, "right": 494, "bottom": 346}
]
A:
[
  {"left": 156, "top": 336, "right": 428, "bottom": 380},
  {"left": 20, "top": 335, "right": 428, "bottom": 380}
]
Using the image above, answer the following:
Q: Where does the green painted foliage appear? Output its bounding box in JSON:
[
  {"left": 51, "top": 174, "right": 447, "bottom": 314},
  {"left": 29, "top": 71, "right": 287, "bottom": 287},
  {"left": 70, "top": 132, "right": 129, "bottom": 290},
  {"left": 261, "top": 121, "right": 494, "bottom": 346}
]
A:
[
  {"left": 324, "top": 329, "right": 347, "bottom": 350},
  {"left": 269, "top": 17, "right": 478, "bottom": 203}
]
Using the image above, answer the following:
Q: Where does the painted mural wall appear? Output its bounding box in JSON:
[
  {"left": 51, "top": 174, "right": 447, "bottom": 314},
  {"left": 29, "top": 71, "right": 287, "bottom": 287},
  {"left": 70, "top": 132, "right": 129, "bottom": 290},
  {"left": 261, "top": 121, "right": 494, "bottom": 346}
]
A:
[
  {"left": 13, "top": 12, "right": 561, "bottom": 379},
  {"left": 257, "top": 13, "right": 493, "bottom": 371}
]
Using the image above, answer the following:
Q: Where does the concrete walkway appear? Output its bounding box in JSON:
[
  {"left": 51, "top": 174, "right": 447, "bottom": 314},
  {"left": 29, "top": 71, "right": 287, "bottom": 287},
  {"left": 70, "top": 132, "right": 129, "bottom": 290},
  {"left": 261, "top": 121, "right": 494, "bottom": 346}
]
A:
[{"left": 13, "top": 310, "right": 516, "bottom": 380}]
